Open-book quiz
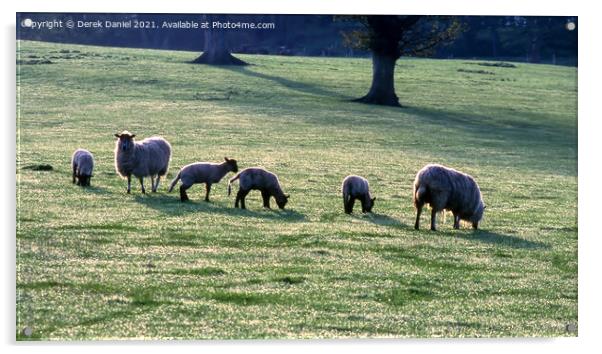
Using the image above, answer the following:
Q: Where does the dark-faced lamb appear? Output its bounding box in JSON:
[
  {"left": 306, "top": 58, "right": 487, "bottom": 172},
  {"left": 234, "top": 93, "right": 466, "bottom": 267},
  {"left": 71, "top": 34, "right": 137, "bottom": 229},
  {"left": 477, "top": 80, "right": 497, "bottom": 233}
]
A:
[
  {"left": 71, "top": 148, "right": 94, "bottom": 186},
  {"left": 167, "top": 157, "right": 239, "bottom": 202},
  {"left": 227, "top": 167, "right": 289, "bottom": 210},
  {"left": 341, "top": 175, "right": 376, "bottom": 214},
  {"left": 413, "top": 163, "right": 485, "bottom": 231},
  {"left": 114, "top": 131, "right": 172, "bottom": 194}
]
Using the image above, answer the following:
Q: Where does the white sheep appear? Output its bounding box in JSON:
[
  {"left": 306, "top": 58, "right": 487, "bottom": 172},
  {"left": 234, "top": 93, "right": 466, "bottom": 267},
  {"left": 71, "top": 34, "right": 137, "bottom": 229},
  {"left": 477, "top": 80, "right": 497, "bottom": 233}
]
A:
[{"left": 114, "top": 131, "right": 171, "bottom": 194}]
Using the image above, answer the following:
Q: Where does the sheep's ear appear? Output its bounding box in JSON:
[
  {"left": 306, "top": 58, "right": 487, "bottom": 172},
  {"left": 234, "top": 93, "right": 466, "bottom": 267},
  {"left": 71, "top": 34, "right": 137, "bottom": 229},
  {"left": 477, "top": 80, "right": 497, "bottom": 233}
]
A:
[
  {"left": 114, "top": 133, "right": 120, "bottom": 138},
  {"left": 224, "top": 157, "right": 229, "bottom": 162},
  {"left": 131, "top": 134, "right": 136, "bottom": 138},
  {"left": 372, "top": 197, "right": 377, "bottom": 202},
  {"left": 285, "top": 194, "right": 290, "bottom": 198}
]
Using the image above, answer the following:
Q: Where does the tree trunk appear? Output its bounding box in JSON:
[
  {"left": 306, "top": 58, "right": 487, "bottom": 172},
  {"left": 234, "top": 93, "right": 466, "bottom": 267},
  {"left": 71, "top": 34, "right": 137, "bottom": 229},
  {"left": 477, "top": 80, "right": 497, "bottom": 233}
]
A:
[
  {"left": 192, "top": 17, "right": 247, "bottom": 65},
  {"left": 354, "top": 53, "right": 400, "bottom": 107},
  {"left": 528, "top": 35, "right": 541, "bottom": 63}
]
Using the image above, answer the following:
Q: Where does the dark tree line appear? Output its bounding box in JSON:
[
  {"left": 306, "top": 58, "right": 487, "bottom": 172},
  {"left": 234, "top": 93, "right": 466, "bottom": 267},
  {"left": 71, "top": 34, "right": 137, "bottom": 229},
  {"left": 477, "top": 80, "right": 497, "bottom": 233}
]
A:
[
  {"left": 440, "top": 16, "right": 577, "bottom": 65},
  {"left": 18, "top": 13, "right": 577, "bottom": 65}
]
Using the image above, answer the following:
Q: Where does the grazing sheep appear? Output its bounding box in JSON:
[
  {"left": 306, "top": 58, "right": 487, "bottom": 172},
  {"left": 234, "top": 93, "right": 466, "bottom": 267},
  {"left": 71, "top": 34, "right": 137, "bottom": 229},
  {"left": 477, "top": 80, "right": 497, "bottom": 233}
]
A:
[
  {"left": 227, "top": 167, "right": 289, "bottom": 210},
  {"left": 341, "top": 175, "right": 376, "bottom": 214},
  {"left": 167, "top": 157, "right": 239, "bottom": 202},
  {"left": 71, "top": 149, "right": 94, "bottom": 186},
  {"left": 114, "top": 131, "right": 171, "bottom": 194},
  {"left": 413, "top": 163, "right": 485, "bottom": 231}
]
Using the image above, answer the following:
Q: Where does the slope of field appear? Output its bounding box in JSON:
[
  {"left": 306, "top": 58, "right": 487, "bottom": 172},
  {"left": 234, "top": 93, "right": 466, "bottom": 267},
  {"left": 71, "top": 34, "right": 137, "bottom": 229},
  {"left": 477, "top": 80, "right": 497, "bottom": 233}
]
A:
[{"left": 16, "top": 40, "right": 577, "bottom": 339}]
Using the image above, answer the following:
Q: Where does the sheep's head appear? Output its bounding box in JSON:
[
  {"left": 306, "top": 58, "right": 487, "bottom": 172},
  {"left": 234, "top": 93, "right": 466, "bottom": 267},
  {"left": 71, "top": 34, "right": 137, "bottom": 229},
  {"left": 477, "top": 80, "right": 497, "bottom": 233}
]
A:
[
  {"left": 114, "top": 131, "right": 136, "bottom": 152},
  {"left": 80, "top": 175, "right": 92, "bottom": 186},
  {"left": 224, "top": 157, "right": 238, "bottom": 173},
  {"left": 276, "top": 194, "right": 290, "bottom": 209},
  {"left": 470, "top": 203, "right": 485, "bottom": 229},
  {"left": 366, "top": 197, "right": 376, "bottom": 213}
]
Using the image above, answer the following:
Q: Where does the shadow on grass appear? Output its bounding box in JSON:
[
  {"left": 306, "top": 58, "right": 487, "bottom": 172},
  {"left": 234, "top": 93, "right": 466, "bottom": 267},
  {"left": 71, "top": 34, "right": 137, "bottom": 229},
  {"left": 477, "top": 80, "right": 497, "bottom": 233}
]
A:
[
  {"left": 407, "top": 105, "right": 574, "bottom": 140},
  {"left": 133, "top": 194, "right": 305, "bottom": 221},
  {"left": 343, "top": 212, "right": 411, "bottom": 230},
  {"left": 225, "top": 65, "right": 574, "bottom": 146},
  {"left": 222, "top": 65, "right": 352, "bottom": 100},
  {"left": 450, "top": 229, "right": 550, "bottom": 250},
  {"left": 81, "top": 185, "right": 111, "bottom": 194},
  {"left": 403, "top": 105, "right": 576, "bottom": 178},
  {"left": 215, "top": 66, "right": 576, "bottom": 176},
  {"left": 76, "top": 309, "right": 134, "bottom": 328},
  {"left": 363, "top": 212, "right": 409, "bottom": 229}
]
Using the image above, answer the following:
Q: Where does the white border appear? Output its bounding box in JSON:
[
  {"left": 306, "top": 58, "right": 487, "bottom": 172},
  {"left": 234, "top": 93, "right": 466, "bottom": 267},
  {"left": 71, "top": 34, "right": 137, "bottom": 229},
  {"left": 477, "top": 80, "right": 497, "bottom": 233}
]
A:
[
  {"left": 10, "top": 0, "right": 580, "bottom": 15},
  {"left": 3, "top": 1, "right": 599, "bottom": 353}
]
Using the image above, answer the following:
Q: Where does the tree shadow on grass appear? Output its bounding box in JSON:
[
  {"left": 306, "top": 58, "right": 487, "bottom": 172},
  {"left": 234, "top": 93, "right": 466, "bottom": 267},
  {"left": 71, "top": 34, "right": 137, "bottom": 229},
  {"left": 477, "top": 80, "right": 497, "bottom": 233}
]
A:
[
  {"left": 447, "top": 229, "right": 550, "bottom": 250},
  {"left": 222, "top": 65, "right": 353, "bottom": 100},
  {"left": 133, "top": 194, "right": 305, "bottom": 222},
  {"left": 401, "top": 105, "right": 577, "bottom": 178},
  {"left": 406, "top": 105, "right": 574, "bottom": 142}
]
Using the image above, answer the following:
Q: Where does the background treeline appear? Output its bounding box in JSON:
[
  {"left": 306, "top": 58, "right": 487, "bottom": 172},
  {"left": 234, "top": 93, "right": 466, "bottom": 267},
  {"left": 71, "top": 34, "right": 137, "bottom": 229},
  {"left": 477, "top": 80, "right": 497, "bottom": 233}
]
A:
[{"left": 17, "top": 13, "right": 577, "bottom": 65}]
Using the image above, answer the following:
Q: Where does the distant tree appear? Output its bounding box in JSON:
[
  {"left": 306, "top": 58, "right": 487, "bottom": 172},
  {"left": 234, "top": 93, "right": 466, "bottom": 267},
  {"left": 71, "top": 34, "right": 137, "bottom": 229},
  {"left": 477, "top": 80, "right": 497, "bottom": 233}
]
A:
[
  {"left": 339, "top": 15, "right": 463, "bottom": 107},
  {"left": 515, "top": 16, "right": 577, "bottom": 64},
  {"left": 192, "top": 15, "right": 247, "bottom": 65}
]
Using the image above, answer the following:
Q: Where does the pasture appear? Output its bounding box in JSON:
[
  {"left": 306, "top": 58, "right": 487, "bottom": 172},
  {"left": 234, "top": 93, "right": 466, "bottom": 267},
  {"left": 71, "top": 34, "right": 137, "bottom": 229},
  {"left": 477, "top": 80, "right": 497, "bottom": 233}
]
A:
[{"left": 16, "top": 40, "right": 577, "bottom": 339}]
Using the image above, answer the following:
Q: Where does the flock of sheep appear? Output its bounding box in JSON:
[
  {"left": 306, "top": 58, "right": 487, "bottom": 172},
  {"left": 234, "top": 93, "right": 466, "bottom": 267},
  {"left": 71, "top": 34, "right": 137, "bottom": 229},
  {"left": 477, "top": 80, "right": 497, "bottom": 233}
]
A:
[{"left": 71, "top": 130, "right": 486, "bottom": 231}]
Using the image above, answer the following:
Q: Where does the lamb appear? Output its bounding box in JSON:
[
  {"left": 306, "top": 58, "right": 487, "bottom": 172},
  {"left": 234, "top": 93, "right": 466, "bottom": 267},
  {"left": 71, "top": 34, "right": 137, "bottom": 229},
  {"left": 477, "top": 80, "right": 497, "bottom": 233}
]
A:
[
  {"left": 413, "top": 163, "right": 485, "bottom": 231},
  {"left": 227, "top": 167, "right": 290, "bottom": 210},
  {"left": 167, "top": 157, "right": 239, "bottom": 202},
  {"left": 114, "top": 131, "right": 172, "bottom": 194},
  {"left": 71, "top": 148, "right": 94, "bottom": 186},
  {"left": 341, "top": 175, "right": 376, "bottom": 214}
]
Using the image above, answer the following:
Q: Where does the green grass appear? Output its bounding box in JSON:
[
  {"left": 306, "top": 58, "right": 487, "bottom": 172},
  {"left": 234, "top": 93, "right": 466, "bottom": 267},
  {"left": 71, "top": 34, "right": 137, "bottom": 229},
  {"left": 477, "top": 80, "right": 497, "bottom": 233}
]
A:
[{"left": 16, "top": 40, "right": 577, "bottom": 339}]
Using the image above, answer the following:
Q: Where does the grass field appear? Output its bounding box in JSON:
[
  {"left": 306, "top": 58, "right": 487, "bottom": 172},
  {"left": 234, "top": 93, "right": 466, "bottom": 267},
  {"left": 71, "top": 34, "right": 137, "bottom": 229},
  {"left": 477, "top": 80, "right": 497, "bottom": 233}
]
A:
[{"left": 16, "top": 40, "right": 577, "bottom": 339}]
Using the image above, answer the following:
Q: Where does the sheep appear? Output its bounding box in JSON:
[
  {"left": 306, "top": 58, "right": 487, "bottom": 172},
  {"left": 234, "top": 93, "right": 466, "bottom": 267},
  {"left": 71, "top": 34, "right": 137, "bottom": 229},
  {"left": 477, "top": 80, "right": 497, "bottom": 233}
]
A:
[
  {"left": 341, "top": 175, "right": 376, "bottom": 214},
  {"left": 114, "top": 131, "right": 172, "bottom": 194},
  {"left": 413, "top": 163, "right": 485, "bottom": 231},
  {"left": 167, "top": 157, "right": 239, "bottom": 202},
  {"left": 71, "top": 148, "right": 94, "bottom": 186},
  {"left": 227, "top": 167, "right": 289, "bottom": 210}
]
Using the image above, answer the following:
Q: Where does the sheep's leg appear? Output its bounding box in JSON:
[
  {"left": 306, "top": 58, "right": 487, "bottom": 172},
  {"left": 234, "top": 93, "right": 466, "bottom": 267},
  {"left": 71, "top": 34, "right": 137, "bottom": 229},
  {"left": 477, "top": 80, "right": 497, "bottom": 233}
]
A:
[
  {"left": 150, "top": 176, "right": 155, "bottom": 193},
  {"left": 261, "top": 189, "right": 270, "bottom": 208},
  {"left": 343, "top": 196, "right": 350, "bottom": 214},
  {"left": 180, "top": 184, "right": 190, "bottom": 202},
  {"left": 127, "top": 175, "right": 131, "bottom": 194},
  {"left": 414, "top": 202, "right": 423, "bottom": 230},
  {"left": 154, "top": 175, "right": 161, "bottom": 192},
  {"left": 205, "top": 183, "right": 211, "bottom": 202},
  {"left": 72, "top": 164, "right": 77, "bottom": 184},
  {"left": 139, "top": 177, "right": 146, "bottom": 194},
  {"left": 453, "top": 213, "right": 460, "bottom": 229},
  {"left": 240, "top": 190, "right": 248, "bottom": 209},
  {"left": 237, "top": 189, "right": 249, "bottom": 209},
  {"left": 348, "top": 198, "right": 356, "bottom": 214},
  {"left": 234, "top": 190, "right": 241, "bottom": 208},
  {"left": 430, "top": 208, "right": 437, "bottom": 231}
]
